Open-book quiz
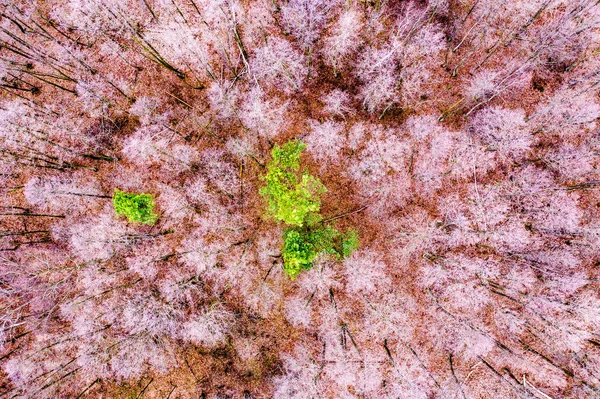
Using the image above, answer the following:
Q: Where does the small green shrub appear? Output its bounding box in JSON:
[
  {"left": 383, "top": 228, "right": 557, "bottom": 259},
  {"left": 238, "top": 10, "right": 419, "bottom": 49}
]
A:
[
  {"left": 260, "top": 140, "right": 359, "bottom": 279},
  {"left": 113, "top": 188, "right": 157, "bottom": 224}
]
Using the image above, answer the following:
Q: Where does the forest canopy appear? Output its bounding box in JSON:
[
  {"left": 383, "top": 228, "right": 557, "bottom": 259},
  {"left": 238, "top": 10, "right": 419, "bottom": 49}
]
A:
[{"left": 1, "top": 0, "right": 600, "bottom": 398}]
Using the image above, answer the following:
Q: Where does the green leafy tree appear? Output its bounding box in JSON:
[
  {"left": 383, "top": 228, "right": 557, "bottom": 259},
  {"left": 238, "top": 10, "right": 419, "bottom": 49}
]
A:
[
  {"left": 282, "top": 226, "right": 359, "bottom": 279},
  {"left": 259, "top": 140, "right": 326, "bottom": 227},
  {"left": 113, "top": 188, "right": 157, "bottom": 224},
  {"left": 260, "top": 140, "right": 359, "bottom": 279}
]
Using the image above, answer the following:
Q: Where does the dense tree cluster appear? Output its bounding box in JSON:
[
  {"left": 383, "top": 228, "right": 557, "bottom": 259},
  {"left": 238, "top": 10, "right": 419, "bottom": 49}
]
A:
[{"left": 1, "top": 0, "right": 600, "bottom": 397}]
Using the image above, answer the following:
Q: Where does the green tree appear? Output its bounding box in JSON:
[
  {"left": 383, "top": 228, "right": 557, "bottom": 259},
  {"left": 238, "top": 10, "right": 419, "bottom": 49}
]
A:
[
  {"left": 113, "top": 188, "right": 157, "bottom": 224},
  {"left": 259, "top": 140, "right": 326, "bottom": 227},
  {"left": 282, "top": 226, "right": 359, "bottom": 279},
  {"left": 260, "top": 140, "right": 359, "bottom": 279}
]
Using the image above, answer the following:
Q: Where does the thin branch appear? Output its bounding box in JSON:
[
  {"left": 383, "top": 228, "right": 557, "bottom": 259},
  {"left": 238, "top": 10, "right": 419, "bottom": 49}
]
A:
[{"left": 322, "top": 205, "right": 369, "bottom": 224}]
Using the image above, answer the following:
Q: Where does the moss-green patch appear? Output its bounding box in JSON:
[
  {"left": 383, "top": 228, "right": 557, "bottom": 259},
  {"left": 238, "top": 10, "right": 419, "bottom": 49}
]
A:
[{"left": 113, "top": 188, "right": 157, "bottom": 224}]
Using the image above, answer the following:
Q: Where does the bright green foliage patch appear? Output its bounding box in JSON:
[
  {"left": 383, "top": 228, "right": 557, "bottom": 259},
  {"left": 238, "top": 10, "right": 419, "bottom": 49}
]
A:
[
  {"left": 341, "top": 230, "right": 360, "bottom": 258},
  {"left": 113, "top": 188, "right": 157, "bottom": 224},
  {"left": 282, "top": 226, "right": 359, "bottom": 279},
  {"left": 259, "top": 141, "right": 326, "bottom": 227},
  {"left": 260, "top": 140, "right": 359, "bottom": 279},
  {"left": 282, "top": 229, "right": 314, "bottom": 279}
]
